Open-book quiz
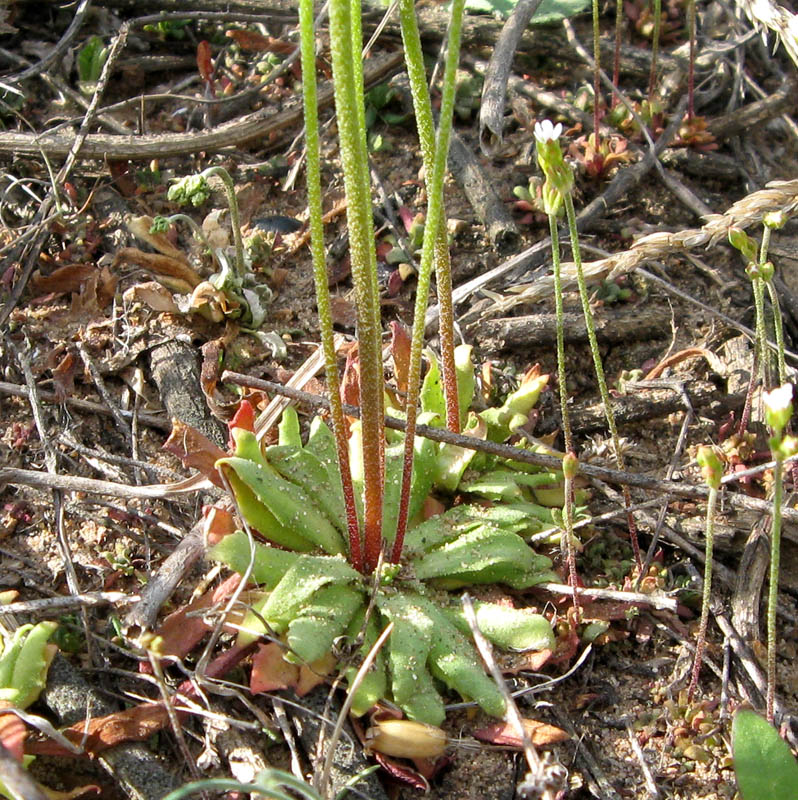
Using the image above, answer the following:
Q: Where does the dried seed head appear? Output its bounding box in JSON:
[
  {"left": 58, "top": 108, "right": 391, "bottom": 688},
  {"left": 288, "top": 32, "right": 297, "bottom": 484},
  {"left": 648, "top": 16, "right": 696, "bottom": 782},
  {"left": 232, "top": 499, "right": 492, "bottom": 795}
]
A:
[{"left": 365, "top": 718, "right": 448, "bottom": 759}]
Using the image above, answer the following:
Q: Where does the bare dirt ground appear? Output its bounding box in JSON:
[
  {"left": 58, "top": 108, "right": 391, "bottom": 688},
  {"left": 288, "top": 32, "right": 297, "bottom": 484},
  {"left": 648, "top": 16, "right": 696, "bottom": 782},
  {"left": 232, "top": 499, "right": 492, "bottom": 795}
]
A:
[{"left": 1, "top": 1, "right": 798, "bottom": 798}]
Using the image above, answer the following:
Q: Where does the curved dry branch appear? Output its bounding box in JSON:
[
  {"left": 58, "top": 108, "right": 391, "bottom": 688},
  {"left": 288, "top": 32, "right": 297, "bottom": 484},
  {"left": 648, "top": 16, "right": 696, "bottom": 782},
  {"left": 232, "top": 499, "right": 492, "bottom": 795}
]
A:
[{"left": 0, "top": 52, "right": 403, "bottom": 160}]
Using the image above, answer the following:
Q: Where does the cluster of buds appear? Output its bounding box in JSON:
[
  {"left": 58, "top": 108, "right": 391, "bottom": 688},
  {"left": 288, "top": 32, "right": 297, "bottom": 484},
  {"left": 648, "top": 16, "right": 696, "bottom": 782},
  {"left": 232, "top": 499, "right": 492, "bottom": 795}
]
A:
[{"left": 534, "top": 120, "right": 574, "bottom": 217}]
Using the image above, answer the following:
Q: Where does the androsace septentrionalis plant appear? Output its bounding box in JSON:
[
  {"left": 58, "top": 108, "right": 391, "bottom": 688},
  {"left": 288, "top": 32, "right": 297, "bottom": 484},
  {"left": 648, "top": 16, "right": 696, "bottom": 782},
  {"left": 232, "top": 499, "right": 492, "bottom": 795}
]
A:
[
  {"left": 536, "top": 119, "right": 642, "bottom": 571},
  {"left": 176, "top": 0, "right": 587, "bottom": 736}
]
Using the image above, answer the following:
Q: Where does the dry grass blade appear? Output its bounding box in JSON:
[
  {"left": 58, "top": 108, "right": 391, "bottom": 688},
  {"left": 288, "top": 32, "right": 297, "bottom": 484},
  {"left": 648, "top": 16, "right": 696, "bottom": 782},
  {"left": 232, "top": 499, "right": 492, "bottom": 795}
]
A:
[
  {"left": 493, "top": 178, "right": 798, "bottom": 312},
  {"left": 462, "top": 595, "right": 566, "bottom": 800}
]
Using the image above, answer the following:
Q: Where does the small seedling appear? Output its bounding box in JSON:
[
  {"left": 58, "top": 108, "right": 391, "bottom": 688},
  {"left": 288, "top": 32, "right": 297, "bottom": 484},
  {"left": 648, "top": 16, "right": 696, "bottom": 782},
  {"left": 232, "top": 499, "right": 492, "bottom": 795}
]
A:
[{"left": 77, "top": 35, "right": 109, "bottom": 92}]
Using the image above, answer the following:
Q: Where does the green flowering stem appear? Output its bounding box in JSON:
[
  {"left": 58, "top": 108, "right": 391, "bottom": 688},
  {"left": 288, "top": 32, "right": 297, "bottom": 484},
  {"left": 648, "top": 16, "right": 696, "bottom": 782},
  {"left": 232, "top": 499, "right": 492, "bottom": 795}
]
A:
[
  {"left": 547, "top": 212, "right": 571, "bottom": 456},
  {"left": 393, "top": 0, "right": 465, "bottom": 564},
  {"left": 398, "top": 0, "right": 461, "bottom": 434},
  {"left": 611, "top": 0, "right": 623, "bottom": 106},
  {"left": 591, "top": 0, "right": 601, "bottom": 138},
  {"left": 764, "top": 277, "right": 786, "bottom": 387},
  {"left": 748, "top": 263, "right": 769, "bottom": 385},
  {"left": 647, "top": 0, "right": 662, "bottom": 102},
  {"left": 688, "top": 445, "right": 723, "bottom": 701},
  {"left": 299, "top": 0, "right": 362, "bottom": 571},
  {"left": 687, "top": 0, "right": 696, "bottom": 119},
  {"left": 562, "top": 452, "right": 581, "bottom": 620},
  {"left": 329, "top": 0, "right": 385, "bottom": 573},
  {"left": 758, "top": 225, "right": 787, "bottom": 386},
  {"left": 768, "top": 439, "right": 784, "bottom": 723},
  {"left": 763, "top": 384, "right": 796, "bottom": 722},
  {"left": 563, "top": 191, "right": 642, "bottom": 570},
  {"left": 200, "top": 167, "right": 246, "bottom": 281}
]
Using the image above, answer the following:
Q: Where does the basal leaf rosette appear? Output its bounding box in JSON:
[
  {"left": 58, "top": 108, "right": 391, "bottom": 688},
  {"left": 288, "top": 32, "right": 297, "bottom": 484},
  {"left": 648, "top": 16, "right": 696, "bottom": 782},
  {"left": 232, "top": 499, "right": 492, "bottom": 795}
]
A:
[{"left": 210, "top": 351, "right": 567, "bottom": 723}]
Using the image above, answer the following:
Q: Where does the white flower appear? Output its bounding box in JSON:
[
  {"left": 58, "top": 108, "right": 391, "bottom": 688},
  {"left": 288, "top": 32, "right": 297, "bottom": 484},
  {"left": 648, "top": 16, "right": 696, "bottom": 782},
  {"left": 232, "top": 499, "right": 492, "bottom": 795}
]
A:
[
  {"left": 533, "top": 120, "right": 563, "bottom": 143},
  {"left": 763, "top": 382, "right": 794, "bottom": 433}
]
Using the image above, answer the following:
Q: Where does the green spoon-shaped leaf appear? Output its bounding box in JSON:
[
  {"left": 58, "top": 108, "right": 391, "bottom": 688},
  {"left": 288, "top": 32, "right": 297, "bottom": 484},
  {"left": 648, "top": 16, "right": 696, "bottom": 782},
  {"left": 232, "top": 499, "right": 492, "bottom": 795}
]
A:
[{"left": 733, "top": 710, "right": 798, "bottom": 800}]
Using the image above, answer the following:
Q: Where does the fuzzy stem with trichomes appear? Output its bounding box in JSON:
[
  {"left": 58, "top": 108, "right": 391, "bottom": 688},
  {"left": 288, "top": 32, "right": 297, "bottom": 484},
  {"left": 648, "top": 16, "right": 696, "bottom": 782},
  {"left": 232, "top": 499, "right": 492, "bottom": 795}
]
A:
[
  {"left": 398, "top": 0, "right": 461, "bottom": 433},
  {"left": 542, "top": 166, "right": 579, "bottom": 617},
  {"left": 299, "top": 0, "right": 363, "bottom": 572},
  {"left": 647, "top": 0, "right": 662, "bottom": 101},
  {"left": 768, "top": 440, "right": 783, "bottom": 723},
  {"left": 758, "top": 223, "right": 787, "bottom": 386},
  {"left": 763, "top": 385, "right": 796, "bottom": 723},
  {"left": 611, "top": 0, "right": 623, "bottom": 107},
  {"left": 392, "top": 0, "right": 465, "bottom": 565},
  {"left": 329, "top": 0, "right": 385, "bottom": 574},
  {"left": 687, "top": 445, "right": 722, "bottom": 701},
  {"left": 687, "top": 0, "right": 696, "bottom": 120},
  {"left": 591, "top": 0, "right": 602, "bottom": 140},
  {"left": 563, "top": 191, "right": 642, "bottom": 569}
]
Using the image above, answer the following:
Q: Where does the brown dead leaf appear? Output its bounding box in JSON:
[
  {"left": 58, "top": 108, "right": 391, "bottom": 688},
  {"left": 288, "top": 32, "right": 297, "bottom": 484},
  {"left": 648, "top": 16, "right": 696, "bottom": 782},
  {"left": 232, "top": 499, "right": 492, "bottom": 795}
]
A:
[
  {"left": 50, "top": 350, "right": 78, "bottom": 403},
  {"left": 203, "top": 504, "right": 237, "bottom": 546},
  {"left": 127, "top": 215, "right": 191, "bottom": 262},
  {"left": 150, "top": 573, "right": 241, "bottom": 661},
  {"left": 32, "top": 264, "right": 96, "bottom": 294},
  {"left": 43, "top": 784, "right": 101, "bottom": 799},
  {"left": 225, "top": 29, "right": 296, "bottom": 54},
  {"left": 340, "top": 346, "right": 360, "bottom": 424},
  {"left": 122, "top": 281, "right": 180, "bottom": 313},
  {"left": 0, "top": 710, "right": 27, "bottom": 761},
  {"left": 114, "top": 247, "right": 201, "bottom": 293},
  {"left": 250, "top": 642, "right": 300, "bottom": 694},
  {"left": 199, "top": 326, "right": 241, "bottom": 420},
  {"left": 473, "top": 718, "right": 569, "bottom": 747},
  {"left": 68, "top": 266, "right": 118, "bottom": 316},
  {"left": 296, "top": 652, "right": 336, "bottom": 696},
  {"left": 389, "top": 321, "right": 411, "bottom": 397},
  {"left": 26, "top": 703, "right": 170, "bottom": 757},
  {"left": 190, "top": 280, "right": 238, "bottom": 322},
  {"left": 163, "top": 418, "right": 227, "bottom": 485}
]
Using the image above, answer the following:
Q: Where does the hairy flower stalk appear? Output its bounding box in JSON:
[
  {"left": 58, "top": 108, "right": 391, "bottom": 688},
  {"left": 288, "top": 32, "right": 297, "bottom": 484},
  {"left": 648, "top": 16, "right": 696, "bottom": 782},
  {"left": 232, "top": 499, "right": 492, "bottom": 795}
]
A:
[
  {"left": 647, "top": 0, "right": 662, "bottom": 101},
  {"left": 565, "top": 187, "right": 643, "bottom": 568},
  {"left": 329, "top": 0, "right": 384, "bottom": 573},
  {"left": 764, "top": 384, "right": 797, "bottom": 722},
  {"left": 536, "top": 120, "right": 642, "bottom": 569},
  {"left": 299, "top": 0, "right": 362, "bottom": 571},
  {"left": 762, "top": 212, "right": 788, "bottom": 385},
  {"left": 398, "top": 0, "right": 461, "bottom": 434},
  {"left": 393, "top": 0, "right": 465, "bottom": 564},
  {"left": 536, "top": 119, "right": 580, "bottom": 616},
  {"left": 591, "top": 0, "right": 602, "bottom": 140},
  {"left": 688, "top": 445, "right": 722, "bottom": 701}
]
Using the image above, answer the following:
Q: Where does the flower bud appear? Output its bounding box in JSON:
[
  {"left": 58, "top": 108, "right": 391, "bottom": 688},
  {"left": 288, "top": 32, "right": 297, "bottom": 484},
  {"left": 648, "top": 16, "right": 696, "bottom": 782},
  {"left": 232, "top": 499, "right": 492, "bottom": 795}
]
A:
[
  {"left": 562, "top": 452, "right": 579, "bottom": 480},
  {"left": 696, "top": 445, "right": 723, "bottom": 490},
  {"left": 728, "top": 228, "right": 758, "bottom": 264}
]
